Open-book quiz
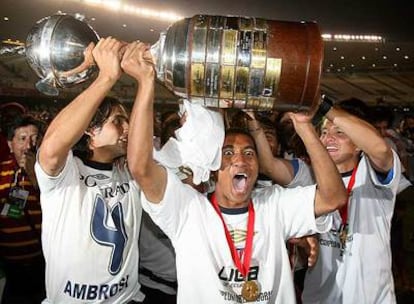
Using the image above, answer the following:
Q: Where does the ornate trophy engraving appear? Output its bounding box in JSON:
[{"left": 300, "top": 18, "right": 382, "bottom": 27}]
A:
[
  {"left": 155, "top": 15, "right": 323, "bottom": 110},
  {"left": 23, "top": 13, "right": 323, "bottom": 110}
]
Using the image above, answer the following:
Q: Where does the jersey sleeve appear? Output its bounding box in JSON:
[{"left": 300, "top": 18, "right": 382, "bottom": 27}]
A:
[
  {"left": 366, "top": 149, "right": 401, "bottom": 193},
  {"left": 286, "top": 158, "right": 315, "bottom": 188},
  {"left": 282, "top": 185, "right": 333, "bottom": 238},
  {"left": 34, "top": 150, "right": 77, "bottom": 193},
  {"left": 140, "top": 168, "right": 201, "bottom": 242},
  {"left": 258, "top": 184, "right": 332, "bottom": 240}
]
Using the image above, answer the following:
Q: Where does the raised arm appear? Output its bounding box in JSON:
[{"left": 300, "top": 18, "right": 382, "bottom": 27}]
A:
[
  {"left": 122, "top": 41, "right": 167, "bottom": 203},
  {"left": 285, "top": 112, "right": 347, "bottom": 216},
  {"left": 325, "top": 105, "right": 393, "bottom": 173},
  {"left": 245, "top": 112, "right": 295, "bottom": 186},
  {"left": 38, "top": 37, "right": 123, "bottom": 176}
]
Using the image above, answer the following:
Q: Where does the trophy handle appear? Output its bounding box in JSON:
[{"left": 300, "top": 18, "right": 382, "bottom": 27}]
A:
[
  {"left": 35, "top": 73, "right": 59, "bottom": 96},
  {"left": 150, "top": 31, "right": 166, "bottom": 82},
  {"left": 0, "top": 45, "right": 25, "bottom": 56}
]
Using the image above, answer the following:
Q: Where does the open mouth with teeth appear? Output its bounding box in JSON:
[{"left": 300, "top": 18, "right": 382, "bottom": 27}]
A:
[
  {"left": 233, "top": 173, "right": 248, "bottom": 193},
  {"left": 326, "top": 145, "right": 339, "bottom": 155}
]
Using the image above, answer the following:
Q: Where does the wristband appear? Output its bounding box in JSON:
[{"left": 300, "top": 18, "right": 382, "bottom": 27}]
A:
[
  {"left": 312, "top": 95, "right": 334, "bottom": 126},
  {"left": 319, "top": 95, "right": 333, "bottom": 116}
]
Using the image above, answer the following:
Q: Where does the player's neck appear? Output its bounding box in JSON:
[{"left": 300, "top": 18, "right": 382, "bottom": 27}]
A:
[
  {"left": 90, "top": 149, "right": 118, "bottom": 164},
  {"left": 336, "top": 159, "right": 358, "bottom": 174},
  {"left": 213, "top": 191, "right": 250, "bottom": 209}
]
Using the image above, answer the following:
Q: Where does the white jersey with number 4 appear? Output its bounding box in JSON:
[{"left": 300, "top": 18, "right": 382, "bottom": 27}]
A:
[{"left": 35, "top": 151, "right": 144, "bottom": 303}]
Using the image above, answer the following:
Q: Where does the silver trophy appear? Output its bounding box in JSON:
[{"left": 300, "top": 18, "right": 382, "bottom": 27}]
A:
[
  {"left": 25, "top": 13, "right": 99, "bottom": 96},
  {"left": 24, "top": 13, "right": 323, "bottom": 110}
]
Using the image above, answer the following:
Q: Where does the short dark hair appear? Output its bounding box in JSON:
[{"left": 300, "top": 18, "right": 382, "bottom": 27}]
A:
[
  {"left": 224, "top": 128, "right": 257, "bottom": 152},
  {"left": 160, "top": 117, "right": 181, "bottom": 146},
  {"left": 7, "top": 115, "right": 43, "bottom": 141},
  {"left": 337, "top": 98, "right": 369, "bottom": 120},
  {"left": 368, "top": 106, "right": 394, "bottom": 127}
]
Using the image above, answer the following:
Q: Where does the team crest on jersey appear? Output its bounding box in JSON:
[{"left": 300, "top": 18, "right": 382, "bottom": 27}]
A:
[
  {"left": 92, "top": 173, "right": 109, "bottom": 180},
  {"left": 230, "top": 228, "right": 251, "bottom": 243},
  {"left": 81, "top": 173, "right": 110, "bottom": 187}
]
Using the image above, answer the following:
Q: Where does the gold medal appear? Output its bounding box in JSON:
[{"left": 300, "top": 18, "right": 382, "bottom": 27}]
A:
[
  {"left": 210, "top": 193, "right": 258, "bottom": 301},
  {"left": 339, "top": 227, "right": 348, "bottom": 255},
  {"left": 339, "top": 229, "right": 347, "bottom": 245},
  {"left": 241, "top": 280, "right": 260, "bottom": 302}
]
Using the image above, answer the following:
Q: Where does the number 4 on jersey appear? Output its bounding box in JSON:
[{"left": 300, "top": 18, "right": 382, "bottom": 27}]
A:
[{"left": 91, "top": 196, "right": 128, "bottom": 275}]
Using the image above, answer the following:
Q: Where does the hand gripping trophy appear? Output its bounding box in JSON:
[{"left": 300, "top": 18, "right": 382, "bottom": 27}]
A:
[{"left": 23, "top": 13, "right": 324, "bottom": 111}]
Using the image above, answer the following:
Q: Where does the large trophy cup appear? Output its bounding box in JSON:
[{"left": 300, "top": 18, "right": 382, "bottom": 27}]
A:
[{"left": 25, "top": 13, "right": 324, "bottom": 110}]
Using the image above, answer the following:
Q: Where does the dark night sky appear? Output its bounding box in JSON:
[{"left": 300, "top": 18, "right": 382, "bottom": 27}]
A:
[
  {"left": 178, "top": 0, "right": 413, "bottom": 41},
  {"left": 0, "top": 0, "right": 413, "bottom": 43}
]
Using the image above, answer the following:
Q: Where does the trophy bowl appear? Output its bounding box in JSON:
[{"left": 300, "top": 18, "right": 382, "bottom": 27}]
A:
[{"left": 25, "top": 13, "right": 99, "bottom": 96}]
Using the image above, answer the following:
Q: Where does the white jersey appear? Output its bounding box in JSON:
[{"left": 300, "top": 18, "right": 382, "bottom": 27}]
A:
[
  {"left": 302, "top": 150, "right": 401, "bottom": 304},
  {"left": 142, "top": 169, "right": 332, "bottom": 304},
  {"left": 287, "top": 159, "right": 315, "bottom": 188},
  {"left": 35, "top": 151, "right": 144, "bottom": 303},
  {"left": 256, "top": 159, "right": 314, "bottom": 189}
]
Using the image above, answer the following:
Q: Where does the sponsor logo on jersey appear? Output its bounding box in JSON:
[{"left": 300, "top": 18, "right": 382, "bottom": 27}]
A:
[
  {"left": 99, "top": 183, "right": 130, "bottom": 198},
  {"left": 219, "top": 265, "right": 259, "bottom": 283},
  {"left": 319, "top": 229, "right": 353, "bottom": 249},
  {"left": 81, "top": 173, "right": 131, "bottom": 198}
]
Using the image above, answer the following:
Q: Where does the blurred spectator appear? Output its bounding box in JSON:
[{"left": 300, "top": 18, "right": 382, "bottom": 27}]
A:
[
  {"left": 399, "top": 113, "right": 414, "bottom": 183},
  {"left": 368, "top": 106, "right": 414, "bottom": 295},
  {"left": 0, "top": 102, "right": 27, "bottom": 161},
  {"left": 252, "top": 114, "right": 280, "bottom": 188},
  {"left": 399, "top": 113, "right": 414, "bottom": 142},
  {"left": 159, "top": 110, "right": 181, "bottom": 149},
  {"left": 369, "top": 106, "right": 410, "bottom": 173},
  {"left": 0, "top": 115, "right": 45, "bottom": 303}
]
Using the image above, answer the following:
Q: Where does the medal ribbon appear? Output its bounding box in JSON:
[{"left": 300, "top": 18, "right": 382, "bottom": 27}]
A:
[
  {"left": 339, "top": 164, "right": 358, "bottom": 227},
  {"left": 210, "top": 192, "right": 255, "bottom": 278}
]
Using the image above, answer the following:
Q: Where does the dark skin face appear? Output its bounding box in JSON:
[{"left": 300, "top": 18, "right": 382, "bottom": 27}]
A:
[{"left": 214, "top": 133, "right": 259, "bottom": 208}]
